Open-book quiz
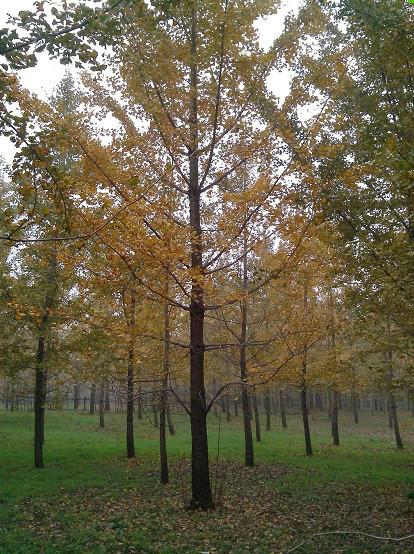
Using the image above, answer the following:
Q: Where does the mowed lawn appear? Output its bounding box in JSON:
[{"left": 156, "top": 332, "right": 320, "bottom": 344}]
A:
[{"left": 1, "top": 408, "right": 414, "bottom": 553}]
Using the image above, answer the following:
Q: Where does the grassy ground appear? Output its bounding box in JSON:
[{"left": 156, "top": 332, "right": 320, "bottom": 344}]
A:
[{"left": 1, "top": 408, "right": 414, "bottom": 553}]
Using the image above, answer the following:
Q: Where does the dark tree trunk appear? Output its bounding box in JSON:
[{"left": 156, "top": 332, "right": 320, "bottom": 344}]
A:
[
  {"left": 279, "top": 389, "right": 287, "bottom": 429},
  {"left": 125, "top": 292, "right": 136, "bottom": 459},
  {"left": 74, "top": 384, "right": 80, "bottom": 410},
  {"left": 233, "top": 398, "right": 238, "bottom": 417},
  {"left": 386, "top": 343, "right": 403, "bottom": 450},
  {"left": 331, "top": 389, "right": 340, "bottom": 446},
  {"left": 166, "top": 401, "right": 175, "bottom": 436},
  {"left": 264, "top": 390, "right": 271, "bottom": 431},
  {"left": 301, "top": 385, "right": 312, "bottom": 456},
  {"left": 105, "top": 381, "right": 111, "bottom": 411},
  {"left": 34, "top": 336, "right": 47, "bottom": 468},
  {"left": 99, "top": 383, "right": 105, "bottom": 429},
  {"left": 34, "top": 251, "right": 57, "bottom": 468},
  {"left": 89, "top": 383, "right": 96, "bottom": 415},
  {"left": 352, "top": 392, "right": 359, "bottom": 424},
  {"left": 188, "top": 6, "right": 212, "bottom": 509},
  {"left": 240, "top": 228, "right": 253, "bottom": 467},
  {"left": 252, "top": 387, "right": 261, "bottom": 442},
  {"left": 225, "top": 394, "right": 231, "bottom": 422},
  {"left": 137, "top": 383, "right": 143, "bottom": 420},
  {"left": 160, "top": 291, "right": 170, "bottom": 484}
]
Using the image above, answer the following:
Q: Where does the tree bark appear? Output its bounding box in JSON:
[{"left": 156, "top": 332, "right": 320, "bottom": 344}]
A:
[
  {"left": 301, "top": 385, "right": 312, "bottom": 456},
  {"left": 264, "top": 390, "right": 271, "bottom": 431},
  {"left": 160, "top": 288, "right": 170, "bottom": 484},
  {"left": 252, "top": 387, "right": 261, "bottom": 442},
  {"left": 331, "top": 389, "right": 340, "bottom": 445},
  {"left": 34, "top": 250, "right": 58, "bottom": 468},
  {"left": 187, "top": 6, "right": 213, "bottom": 509},
  {"left": 279, "top": 389, "right": 287, "bottom": 429},
  {"left": 89, "top": 383, "right": 96, "bottom": 415},
  {"left": 126, "top": 291, "right": 136, "bottom": 458},
  {"left": 99, "top": 383, "right": 105, "bottom": 429}
]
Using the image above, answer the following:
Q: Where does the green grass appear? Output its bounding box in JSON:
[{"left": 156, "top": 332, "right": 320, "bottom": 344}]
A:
[{"left": 1, "top": 408, "right": 414, "bottom": 553}]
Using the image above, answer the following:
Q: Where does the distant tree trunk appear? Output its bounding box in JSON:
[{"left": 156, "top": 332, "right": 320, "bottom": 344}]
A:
[
  {"left": 301, "top": 385, "right": 312, "bottom": 456},
  {"left": 89, "top": 384, "right": 96, "bottom": 415},
  {"left": 160, "top": 288, "right": 170, "bottom": 484},
  {"left": 34, "top": 250, "right": 58, "bottom": 469},
  {"left": 137, "top": 383, "right": 143, "bottom": 420},
  {"left": 279, "top": 390, "right": 287, "bottom": 429},
  {"left": 125, "top": 291, "right": 136, "bottom": 459},
  {"left": 352, "top": 392, "right": 359, "bottom": 424},
  {"left": 73, "top": 384, "right": 80, "bottom": 410},
  {"left": 153, "top": 392, "right": 159, "bottom": 428},
  {"left": 264, "top": 390, "right": 271, "bottom": 431},
  {"left": 225, "top": 394, "right": 231, "bottom": 422},
  {"left": 99, "top": 383, "right": 105, "bottom": 429},
  {"left": 240, "top": 231, "right": 253, "bottom": 467},
  {"left": 301, "top": 285, "right": 312, "bottom": 456},
  {"left": 331, "top": 389, "right": 340, "bottom": 446},
  {"left": 386, "top": 341, "right": 403, "bottom": 450},
  {"left": 233, "top": 398, "right": 238, "bottom": 417},
  {"left": 252, "top": 387, "right": 261, "bottom": 442},
  {"left": 166, "top": 401, "right": 175, "bottom": 436},
  {"left": 104, "top": 381, "right": 110, "bottom": 411}
]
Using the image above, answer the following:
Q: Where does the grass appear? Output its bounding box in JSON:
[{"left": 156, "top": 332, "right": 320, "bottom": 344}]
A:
[{"left": 1, "top": 408, "right": 414, "bottom": 553}]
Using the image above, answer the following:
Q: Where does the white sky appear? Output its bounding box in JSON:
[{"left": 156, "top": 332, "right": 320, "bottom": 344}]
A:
[{"left": 0, "top": 0, "right": 300, "bottom": 164}]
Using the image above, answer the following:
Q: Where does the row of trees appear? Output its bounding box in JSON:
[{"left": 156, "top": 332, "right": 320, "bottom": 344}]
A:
[{"left": 0, "top": 0, "right": 413, "bottom": 508}]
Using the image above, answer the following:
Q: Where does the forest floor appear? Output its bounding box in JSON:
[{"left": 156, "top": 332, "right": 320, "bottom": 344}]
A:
[{"left": 1, "top": 409, "right": 414, "bottom": 554}]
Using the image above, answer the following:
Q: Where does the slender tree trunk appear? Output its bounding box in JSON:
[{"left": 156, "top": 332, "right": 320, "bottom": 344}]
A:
[
  {"left": 225, "top": 394, "right": 231, "bottom": 422},
  {"left": 105, "top": 381, "right": 110, "bottom": 411},
  {"left": 160, "top": 287, "right": 170, "bottom": 484},
  {"left": 99, "top": 383, "right": 105, "bottom": 429},
  {"left": 188, "top": 6, "right": 212, "bottom": 509},
  {"left": 352, "top": 392, "right": 359, "bottom": 424},
  {"left": 125, "top": 292, "right": 136, "bottom": 459},
  {"left": 279, "top": 389, "right": 287, "bottom": 429},
  {"left": 34, "top": 250, "right": 57, "bottom": 468},
  {"left": 301, "top": 385, "right": 312, "bottom": 456},
  {"left": 89, "top": 383, "right": 96, "bottom": 415},
  {"left": 74, "top": 384, "right": 80, "bottom": 410},
  {"left": 264, "top": 390, "right": 271, "bottom": 431},
  {"left": 137, "top": 383, "right": 143, "bottom": 420},
  {"left": 252, "top": 387, "right": 261, "bottom": 442},
  {"left": 331, "top": 389, "right": 340, "bottom": 446},
  {"left": 34, "top": 336, "right": 47, "bottom": 468},
  {"left": 166, "top": 401, "right": 175, "bottom": 436},
  {"left": 233, "top": 398, "right": 238, "bottom": 417},
  {"left": 386, "top": 340, "right": 403, "bottom": 450},
  {"left": 240, "top": 228, "right": 254, "bottom": 466}
]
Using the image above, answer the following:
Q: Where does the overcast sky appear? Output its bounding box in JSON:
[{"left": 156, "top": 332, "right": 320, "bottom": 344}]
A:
[{"left": 0, "top": 0, "right": 299, "bottom": 164}]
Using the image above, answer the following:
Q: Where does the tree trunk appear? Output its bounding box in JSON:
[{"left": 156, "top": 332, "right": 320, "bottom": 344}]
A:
[
  {"left": 89, "top": 383, "right": 96, "bottom": 415},
  {"left": 233, "top": 398, "right": 238, "bottom": 417},
  {"left": 126, "top": 292, "right": 136, "bottom": 459},
  {"left": 99, "top": 383, "right": 105, "bottom": 429},
  {"left": 166, "top": 401, "right": 175, "bottom": 436},
  {"left": 188, "top": 6, "right": 212, "bottom": 509},
  {"left": 352, "top": 392, "right": 359, "bottom": 424},
  {"left": 252, "top": 387, "right": 261, "bottom": 442},
  {"left": 331, "top": 389, "right": 340, "bottom": 446},
  {"left": 264, "top": 390, "right": 271, "bottom": 431},
  {"left": 34, "top": 335, "right": 47, "bottom": 468},
  {"left": 105, "top": 381, "right": 111, "bottom": 411},
  {"left": 34, "top": 250, "right": 58, "bottom": 468},
  {"left": 225, "top": 394, "right": 231, "bottom": 422},
  {"left": 160, "top": 290, "right": 170, "bottom": 484},
  {"left": 74, "top": 384, "right": 80, "bottom": 410},
  {"left": 301, "top": 385, "right": 312, "bottom": 456},
  {"left": 279, "top": 389, "right": 287, "bottom": 429}
]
